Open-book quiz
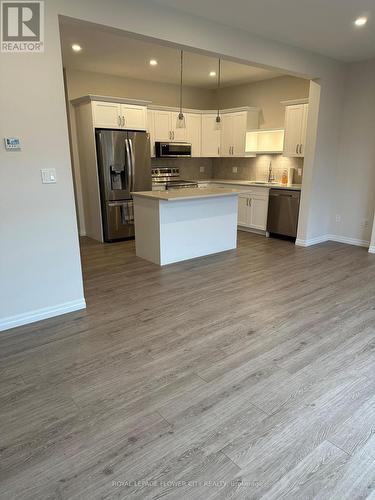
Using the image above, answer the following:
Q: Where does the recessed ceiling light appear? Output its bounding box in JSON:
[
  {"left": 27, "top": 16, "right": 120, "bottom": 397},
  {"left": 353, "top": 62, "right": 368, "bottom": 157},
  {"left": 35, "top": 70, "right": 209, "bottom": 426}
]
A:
[
  {"left": 149, "top": 59, "right": 158, "bottom": 66},
  {"left": 354, "top": 16, "right": 367, "bottom": 27},
  {"left": 209, "top": 71, "right": 216, "bottom": 77},
  {"left": 71, "top": 44, "right": 82, "bottom": 52}
]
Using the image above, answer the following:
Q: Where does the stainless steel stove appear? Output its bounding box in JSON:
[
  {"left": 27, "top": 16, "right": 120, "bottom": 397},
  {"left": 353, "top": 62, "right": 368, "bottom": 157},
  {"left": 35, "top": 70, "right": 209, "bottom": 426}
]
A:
[{"left": 152, "top": 167, "right": 198, "bottom": 190}]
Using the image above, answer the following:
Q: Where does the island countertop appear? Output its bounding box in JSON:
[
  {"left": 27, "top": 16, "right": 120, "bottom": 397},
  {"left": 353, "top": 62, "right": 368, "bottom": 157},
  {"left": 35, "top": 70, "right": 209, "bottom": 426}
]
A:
[{"left": 131, "top": 187, "right": 249, "bottom": 201}]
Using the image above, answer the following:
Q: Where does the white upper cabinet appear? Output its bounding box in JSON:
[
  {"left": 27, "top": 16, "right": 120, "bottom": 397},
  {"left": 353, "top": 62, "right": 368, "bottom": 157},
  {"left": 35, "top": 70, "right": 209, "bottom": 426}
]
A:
[
  {"left": 232, "top": 112, "right": 248, "bottom": 156},
  {"left": 201, "top": 114, "right": 220, "bottom": 157},
  {"left": 171, "top": 112, "right": 187, "bottom": 142},
  {"left": 221, "top": 114, "right": 235, "bottom": 157},
  {"left": 220, "top": 109, "right": 259, "bottom": 157},
  {"left": 151, "top": 110, "right": 188, "bottom": 142},
  {"left": 300, "top": 104, "right": 309, "bottom": 156},
  {"left": 149, "top": 105, "right": 259, "bottom": 158},
  {"left": 147, "top": 109, "right": 156, "bottom": 157},
  {"left": 152, "top": 109, "right": 171, "bottom": 141},
  {"left": 121, "top": 104, "right": 147, "bottom": 130},
  {"left": 185, "top": 113, "right": 202, "bottom": 157},
  {"left": 92, "top": 101, "right": 122, "bottom": 128},
  {"left": 92, "top": 101, "right": 147, "bottom": 130},
  {"left": 283, "top": 103, "right": 308, "bottom": 157}
]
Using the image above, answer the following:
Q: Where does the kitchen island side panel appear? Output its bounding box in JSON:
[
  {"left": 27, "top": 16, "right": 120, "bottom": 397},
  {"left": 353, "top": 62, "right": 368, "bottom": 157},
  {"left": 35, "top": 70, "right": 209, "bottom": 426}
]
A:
[
  {"left": 134, "top": 196, "right": 161, "bottom": 265},
  {"left": 159, "top": 195, "right": 238, "bottom": 265}
]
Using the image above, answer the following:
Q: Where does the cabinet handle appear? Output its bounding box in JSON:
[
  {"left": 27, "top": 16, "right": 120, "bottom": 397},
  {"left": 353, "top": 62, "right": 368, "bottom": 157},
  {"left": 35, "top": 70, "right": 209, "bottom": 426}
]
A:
[
  {"left": 296, "top": 144, "right": 299, "bottom": 154},
  {"left": 118, "top": 115, "right": 121, "bottom": 127},
  {"left": 229, "top": 146, "right": 231, "bottom": 155},
  {"left": 249, "top": 197, "right": 252, "bottom": 207},
  {"left": 217, "top": 147, "right": 220, "bottom": 156},
  {"left": 299, "top": 144, "right": 303, "bottom": 155},
  {"left": 122, "top": 116, "right": 125, "bottom": 127}
]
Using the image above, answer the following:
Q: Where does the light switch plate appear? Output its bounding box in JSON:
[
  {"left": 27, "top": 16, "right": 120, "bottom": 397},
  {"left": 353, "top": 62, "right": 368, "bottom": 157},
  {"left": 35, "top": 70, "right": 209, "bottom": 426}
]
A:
[
  {"left": 41, "top": 168, "right": 57, "bottom": 184},
  {"left": 4, "top": 137, "right": 21, "bottom": 150},
  {"left": 200, "top": 166, "right": 205, "bottom": 173},
  {"left": 232, "top": 166, "right": 238, "bottom": 173}
]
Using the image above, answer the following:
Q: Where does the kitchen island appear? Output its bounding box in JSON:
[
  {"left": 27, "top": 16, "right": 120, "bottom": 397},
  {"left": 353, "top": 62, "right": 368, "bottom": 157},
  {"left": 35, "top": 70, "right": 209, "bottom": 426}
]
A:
[{"left": 132, "top": 188, "right": 246, "bottom": 265}]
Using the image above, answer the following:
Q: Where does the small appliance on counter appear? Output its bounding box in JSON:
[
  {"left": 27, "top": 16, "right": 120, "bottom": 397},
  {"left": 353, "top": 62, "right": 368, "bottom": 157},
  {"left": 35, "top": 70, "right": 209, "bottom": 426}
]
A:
[
  {"left": 267, "top": 188, "right": 301, "bottom": 239},
  {"left": 152, "top": 167, "right": 198, "bottom": 190}
]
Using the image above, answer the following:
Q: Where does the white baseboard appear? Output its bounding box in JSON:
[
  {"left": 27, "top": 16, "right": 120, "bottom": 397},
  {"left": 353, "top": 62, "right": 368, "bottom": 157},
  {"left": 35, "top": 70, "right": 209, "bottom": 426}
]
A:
[
  {"left": 238, "top": 226, "right": 266, "bottom": 235},
  {"left": 296, "top": 233, "right": 370, "bottom": 249},
  {"left": 0, "top": 298, "right": 86, "bottom": 333},
  {"left": 295, "top": 235, "right": 329, "bottom": 247},
  {"left": 328, "top": 234, "right": 369, "bottom": 248},
  {"left": 368, "top": 245, "right": 375, "bottom": 254}
]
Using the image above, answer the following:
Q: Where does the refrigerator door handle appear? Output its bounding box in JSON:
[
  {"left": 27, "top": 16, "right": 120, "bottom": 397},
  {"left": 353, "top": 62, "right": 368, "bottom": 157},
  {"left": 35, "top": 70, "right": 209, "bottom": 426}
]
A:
[
  {"left": 125, "top": 138, "right": 132, "bottom": 192},
  {"left": 128, "top": 138, "right": 136, "bottom": 193}
]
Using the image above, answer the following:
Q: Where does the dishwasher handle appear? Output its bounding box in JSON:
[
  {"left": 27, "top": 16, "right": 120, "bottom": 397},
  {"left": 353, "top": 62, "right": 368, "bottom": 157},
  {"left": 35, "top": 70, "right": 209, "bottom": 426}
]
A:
[{"left": 269, "top": 190, "right": 299, "bottom": 198}]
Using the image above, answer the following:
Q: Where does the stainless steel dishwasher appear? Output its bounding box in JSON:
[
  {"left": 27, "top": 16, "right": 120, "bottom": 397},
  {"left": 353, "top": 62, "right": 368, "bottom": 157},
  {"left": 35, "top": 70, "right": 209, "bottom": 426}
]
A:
[{"left": 267, "top": 189, "right": 301, "bottom": 238}]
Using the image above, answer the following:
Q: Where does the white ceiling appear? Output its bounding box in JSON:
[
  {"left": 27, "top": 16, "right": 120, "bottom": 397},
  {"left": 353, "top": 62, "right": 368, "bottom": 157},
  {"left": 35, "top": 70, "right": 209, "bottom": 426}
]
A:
[
  {"left": 59, "top": 19, "right": 282, "bottom": 89},
  {"left": 148, "top": 0, "right": 375, "bottom": 62}
]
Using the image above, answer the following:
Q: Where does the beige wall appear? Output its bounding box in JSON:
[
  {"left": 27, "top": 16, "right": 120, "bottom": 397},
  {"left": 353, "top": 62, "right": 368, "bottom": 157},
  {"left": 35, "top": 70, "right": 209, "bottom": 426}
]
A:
[
  {"left": 334, "top": 58, "right": 375, "bottom": 246},
  {"left": 218, "top": 76, "right": 310, "bottom": 128},
  {"left": 65, "top": 68, "right": 215, "bottom": 109}
]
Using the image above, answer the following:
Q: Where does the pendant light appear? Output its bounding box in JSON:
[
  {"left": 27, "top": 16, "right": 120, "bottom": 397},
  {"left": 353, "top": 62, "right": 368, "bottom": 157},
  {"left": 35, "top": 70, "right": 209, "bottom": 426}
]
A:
[
  {"left": 176, "top": 49, "right": 186, "bottom": 129},
  {"left": 215, "top": 58, "right": 222, "bottom": 130}
]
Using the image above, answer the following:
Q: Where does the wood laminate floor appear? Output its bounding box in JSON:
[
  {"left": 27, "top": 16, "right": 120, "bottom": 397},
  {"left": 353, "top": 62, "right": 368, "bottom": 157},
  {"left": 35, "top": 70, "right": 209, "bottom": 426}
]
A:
[{"left": 1, "top": 233, "right": 375, "bottom": 499}]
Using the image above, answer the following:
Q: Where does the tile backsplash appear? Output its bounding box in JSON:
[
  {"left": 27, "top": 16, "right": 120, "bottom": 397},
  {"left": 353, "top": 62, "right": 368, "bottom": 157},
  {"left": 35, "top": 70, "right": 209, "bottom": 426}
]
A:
[
  {"left": 151, "top": 155, "right": 303, "bottom": 184},
  {"left": 212, "top": 155, "right": 304, "bottom": 184}
]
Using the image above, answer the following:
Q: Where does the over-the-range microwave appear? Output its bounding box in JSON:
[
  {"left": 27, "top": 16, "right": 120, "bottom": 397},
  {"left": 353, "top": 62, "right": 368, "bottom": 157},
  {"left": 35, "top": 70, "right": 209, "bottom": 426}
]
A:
[{"left": 155, "top": 142, "right": 192, "bottom": 158}]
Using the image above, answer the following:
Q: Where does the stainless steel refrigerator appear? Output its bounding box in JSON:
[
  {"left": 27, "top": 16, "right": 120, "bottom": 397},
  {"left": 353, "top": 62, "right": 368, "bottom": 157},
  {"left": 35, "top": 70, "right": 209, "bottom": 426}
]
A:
[{"left": 95, "top": 129, "right": 151, "bottom": 242}]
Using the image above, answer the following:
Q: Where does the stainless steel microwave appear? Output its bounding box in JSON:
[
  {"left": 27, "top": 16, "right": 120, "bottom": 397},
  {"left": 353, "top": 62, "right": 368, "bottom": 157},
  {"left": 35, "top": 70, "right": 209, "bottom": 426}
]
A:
[{"left": 155, "top": 142, "right": 192, "bottom": 158}]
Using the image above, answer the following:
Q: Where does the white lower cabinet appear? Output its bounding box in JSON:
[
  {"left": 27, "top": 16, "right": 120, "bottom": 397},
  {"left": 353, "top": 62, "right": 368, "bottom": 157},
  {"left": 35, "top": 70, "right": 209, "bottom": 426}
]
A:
[
  {"left": 207, "top": 183, "right": 270, "bottom": 232},
  {"left": 237, "top": 189, "right": 269, "bottom": 231},
  {"left": 238, "top": 194, "right": 251, "bottom": 226},
  {"left": 249, "top": 193, "right": 269, "bottom": 230}
]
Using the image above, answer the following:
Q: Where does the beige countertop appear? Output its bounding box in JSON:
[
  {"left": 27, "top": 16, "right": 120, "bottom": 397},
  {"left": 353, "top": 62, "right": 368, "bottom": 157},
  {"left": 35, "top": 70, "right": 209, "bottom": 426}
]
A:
[
  {"left": 132, "top": 187, "right": 249, "bottom": 202},
  {"left": 193, "top": 179, "right": 302, "bottom": 191}
]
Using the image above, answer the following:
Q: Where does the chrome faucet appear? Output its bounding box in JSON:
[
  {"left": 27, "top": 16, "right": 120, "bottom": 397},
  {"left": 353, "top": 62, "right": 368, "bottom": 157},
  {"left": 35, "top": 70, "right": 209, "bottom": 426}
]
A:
[{"left": 268, "top": 162, "right": 275, "bottom": 183}]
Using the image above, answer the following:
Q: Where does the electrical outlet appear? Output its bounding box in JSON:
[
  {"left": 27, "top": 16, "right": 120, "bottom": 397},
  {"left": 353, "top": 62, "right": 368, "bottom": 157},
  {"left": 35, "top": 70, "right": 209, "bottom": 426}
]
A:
[
  {"left": 200, "top": 166, "right": 205, "bottom": 173},
  {"left": 335, "top": 215, "right": 341, "bottom": 223},
  {"left": 232, "top": 166, "right": 238, "bottom": 173},
  {"left": 297, "top": 168, "right": 302, "bottom": 176}
]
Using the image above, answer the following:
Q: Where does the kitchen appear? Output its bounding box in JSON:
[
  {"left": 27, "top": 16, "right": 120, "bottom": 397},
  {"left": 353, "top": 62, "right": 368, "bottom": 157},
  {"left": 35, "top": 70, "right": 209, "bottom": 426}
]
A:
[
  {"left": 3, "top": 2, "right": 375, "bottom": 497},
  {"left": 62, "top": 18, "right": 309, "bottom": 264}
]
